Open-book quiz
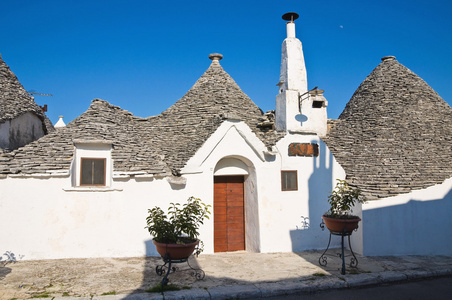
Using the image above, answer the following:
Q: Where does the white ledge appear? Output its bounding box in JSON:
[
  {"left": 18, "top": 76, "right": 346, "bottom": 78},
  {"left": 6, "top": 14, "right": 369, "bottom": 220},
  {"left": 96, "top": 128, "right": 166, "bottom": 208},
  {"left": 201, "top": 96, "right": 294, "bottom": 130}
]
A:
[
  {"left": 63, "top": 187, "right": 123, "bottom": 192},
  {"left": 135, "top": 174, "right": 154, "bottom": 178},
  {"left": 8, "top": 173, "right": 70, "bottom": 178},
  {"left": 113, "top": 171, "right": 147, "bottom": 176},
  {"left": 287, "top": 130, "right": 319, "bottom": 135},
  {"left": 73, "top": 139, "right": 113, "bottom": 145},
  {"left": 179, "top": 168, "right": 203, "bottom": 175},
  {"left": 167, "top": 175, "right": 187, "bottom": 185},
  {"left": 112, "top": 174, "right": 130, "bottom": 179},
  {"left": 112, "top": 172, "right": 155, "bottom": 179}
]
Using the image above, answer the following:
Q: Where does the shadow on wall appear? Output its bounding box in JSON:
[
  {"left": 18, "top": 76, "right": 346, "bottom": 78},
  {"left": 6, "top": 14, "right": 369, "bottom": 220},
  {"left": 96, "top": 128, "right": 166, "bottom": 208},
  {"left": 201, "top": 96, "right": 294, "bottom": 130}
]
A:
[
  {"left": 362, "top": 188, "right": 452, "bottom": 256},
  {"left": 290, "top": 141, "right": 340, "bottom": 252}
]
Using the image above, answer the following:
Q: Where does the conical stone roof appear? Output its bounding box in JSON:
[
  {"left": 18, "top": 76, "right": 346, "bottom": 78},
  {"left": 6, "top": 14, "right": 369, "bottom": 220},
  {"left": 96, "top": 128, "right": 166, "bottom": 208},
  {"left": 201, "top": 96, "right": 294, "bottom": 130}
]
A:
[
  {"left": 1, "top": 56, "right": 283, "bottom": 176},
  {"left": 0, "top": 99, "right": 171, "bottom": 175},
  {"left": 324, "top": 56, "right": 452, "bottom": 199},
  {"left": 0, "top": 54, "right": 54, "bottom": 133},
  {"left": 142, "top": 57, "right": 283, "bottom": 174}
]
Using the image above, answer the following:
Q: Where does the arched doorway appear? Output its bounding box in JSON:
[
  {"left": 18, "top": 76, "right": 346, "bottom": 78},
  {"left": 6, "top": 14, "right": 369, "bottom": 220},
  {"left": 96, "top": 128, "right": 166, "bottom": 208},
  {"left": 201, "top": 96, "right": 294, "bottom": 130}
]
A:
[{"left": 213, "top": 157, "right": 258, "bottom": 253}]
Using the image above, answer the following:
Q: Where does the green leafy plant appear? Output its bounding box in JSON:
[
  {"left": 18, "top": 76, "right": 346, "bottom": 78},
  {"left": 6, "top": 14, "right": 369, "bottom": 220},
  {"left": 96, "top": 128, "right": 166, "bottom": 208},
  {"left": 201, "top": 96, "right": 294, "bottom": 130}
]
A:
[
  {"left": 101, "top": 291, "right": 116, "bottom": 296},
  {"left": 324, "top": 179, "right": 365, "bottom": 219},
  {"left": 31, "top": 293, "right": 51, "bottom": 298},
  {"left": 146, "top": 283, "right": 181, "bottom": 293},
  {"left": 145, "top": 196, "right": 211, "bottom": 247}
]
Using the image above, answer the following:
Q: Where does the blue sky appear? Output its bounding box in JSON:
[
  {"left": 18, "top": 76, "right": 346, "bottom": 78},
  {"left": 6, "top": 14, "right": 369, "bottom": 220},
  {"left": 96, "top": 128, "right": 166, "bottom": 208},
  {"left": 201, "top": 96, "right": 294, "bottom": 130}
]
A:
[{"left": 1, "top": 0, "right": 451, "bottom": 125}]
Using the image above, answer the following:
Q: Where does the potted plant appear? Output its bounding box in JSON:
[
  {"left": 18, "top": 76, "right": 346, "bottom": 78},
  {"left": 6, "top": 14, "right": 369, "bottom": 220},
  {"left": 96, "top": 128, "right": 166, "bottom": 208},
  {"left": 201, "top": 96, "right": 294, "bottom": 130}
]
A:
[
  {"left": 145, "top": 196, "right": 211, "bottom": 260},
  {"left": 322, "top": 179, "right": 366, "bottom": 234}
]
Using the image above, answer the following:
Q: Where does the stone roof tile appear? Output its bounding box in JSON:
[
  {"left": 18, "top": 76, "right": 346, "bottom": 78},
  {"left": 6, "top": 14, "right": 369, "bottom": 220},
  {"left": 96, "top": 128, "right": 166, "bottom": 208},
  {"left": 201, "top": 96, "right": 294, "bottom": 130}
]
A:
[
  {"left": 0, "top": 57, "right": 284, "bottom": 176},
  {"left": 1, "top": 99, "right": 171, "bottom": 175},
  {"left": 324, "top": 57, "right": 452, "bottom": 199},
  {"left": 0, "top": 54, "right": 54, "bottom": 133},
  {"left": 140, "top": 59, "right": 284, "bottom": 174}
]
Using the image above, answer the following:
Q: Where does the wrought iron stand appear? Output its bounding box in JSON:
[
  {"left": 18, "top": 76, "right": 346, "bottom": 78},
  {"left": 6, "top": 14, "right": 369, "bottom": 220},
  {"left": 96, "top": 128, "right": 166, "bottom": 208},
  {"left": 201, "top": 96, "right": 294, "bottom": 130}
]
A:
[
  {"left": 155, "top": 253, "right": 205, "bottom": 286},
  {"left": 319, "top": 220, "right": 359, "bottom": 275}
]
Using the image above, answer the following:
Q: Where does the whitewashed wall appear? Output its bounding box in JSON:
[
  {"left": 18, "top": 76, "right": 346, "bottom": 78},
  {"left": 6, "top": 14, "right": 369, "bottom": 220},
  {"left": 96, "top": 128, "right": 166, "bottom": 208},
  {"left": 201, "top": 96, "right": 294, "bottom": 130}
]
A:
[
  {"left": 0, "top": 120, "right": 346, "bottom": 260},
  {"left": 354, "top": 177, "right": 452, "bottom": 256},
  {"left": 0, "top": 175, "right": 172, "bottom": 260},
  {"left": 183, "top": 120, "right": 347, "bottom": 253},
  {"left": 263, "top": 133, "right": 346, "bottom": 252}
]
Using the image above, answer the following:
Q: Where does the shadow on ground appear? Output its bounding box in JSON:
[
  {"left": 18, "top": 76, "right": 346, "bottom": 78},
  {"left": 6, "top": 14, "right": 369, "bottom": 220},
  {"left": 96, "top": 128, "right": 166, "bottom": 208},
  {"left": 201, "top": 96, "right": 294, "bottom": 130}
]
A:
[{"left": 0, "top": 266, "right": 12, "bottom": 280}]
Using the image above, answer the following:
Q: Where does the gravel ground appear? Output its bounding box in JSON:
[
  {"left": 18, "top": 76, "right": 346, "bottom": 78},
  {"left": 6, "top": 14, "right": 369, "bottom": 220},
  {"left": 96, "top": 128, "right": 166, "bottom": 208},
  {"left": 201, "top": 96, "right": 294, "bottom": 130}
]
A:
[{"left": 1, "top": 251, "right": 451, "bottom": 299}]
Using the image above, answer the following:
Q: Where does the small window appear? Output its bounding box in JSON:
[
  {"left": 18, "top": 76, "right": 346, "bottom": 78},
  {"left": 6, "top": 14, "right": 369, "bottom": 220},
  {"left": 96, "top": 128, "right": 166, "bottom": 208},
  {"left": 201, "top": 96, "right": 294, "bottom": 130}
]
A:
[
  {"left": 80, "top": 158, "right": 106, "bottom": 186},
  {"left": 312, "top": 100, "right": 324, "bottom": 108},
  {"left": 281, "top": 171, "right": 298, "bottom": 191}
]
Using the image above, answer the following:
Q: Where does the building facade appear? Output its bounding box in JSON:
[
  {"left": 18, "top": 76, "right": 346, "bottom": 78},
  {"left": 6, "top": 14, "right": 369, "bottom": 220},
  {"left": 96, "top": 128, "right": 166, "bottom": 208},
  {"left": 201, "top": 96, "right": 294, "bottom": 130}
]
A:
[{"left": 0, "top": 15, "right": 451, "bottom": 260}]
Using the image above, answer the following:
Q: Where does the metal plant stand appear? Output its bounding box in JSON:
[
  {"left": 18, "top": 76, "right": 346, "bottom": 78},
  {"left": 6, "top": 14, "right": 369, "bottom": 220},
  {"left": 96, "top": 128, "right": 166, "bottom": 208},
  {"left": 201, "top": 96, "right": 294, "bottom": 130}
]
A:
[
  {"left": 155, "top": 253, "right": 205, "bottom": 286},
  {"left": 319, "top": 220, "right": 359, "bottom": 275}
]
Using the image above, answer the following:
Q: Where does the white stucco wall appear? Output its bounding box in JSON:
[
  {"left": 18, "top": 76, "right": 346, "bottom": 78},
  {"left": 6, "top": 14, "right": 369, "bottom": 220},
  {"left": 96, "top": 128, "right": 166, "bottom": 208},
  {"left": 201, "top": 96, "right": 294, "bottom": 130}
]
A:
[
  {"left": 184, "top": 120, "right": 346, "bottom": 253},
  {"left": 356, "top": 177, "right": 452, "bottom": 256},
  {"left": 259, "top": 133, "right": 345, "bottom": 253},
  {"left": 0, "top": 120, "right": 346, "bottom": 260},
  {"left": 0, "top": 112, "right": 44, "bottom": 150},
  {"left": 0, "top": 175, "right": 178, "bottom": 260}
]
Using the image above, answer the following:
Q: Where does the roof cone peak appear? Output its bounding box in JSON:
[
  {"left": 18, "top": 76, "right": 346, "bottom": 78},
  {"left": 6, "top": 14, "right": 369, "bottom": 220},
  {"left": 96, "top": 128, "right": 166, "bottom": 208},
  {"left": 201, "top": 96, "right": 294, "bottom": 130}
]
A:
[
  {"left": 209, "top": 53, "right": 223, "bottom": 61},
  {"left": 54, "top": 116, "right": 66, "bottom": 128},
  {"left": 381, "top": 55, "right": 396, "bottom": 62}
]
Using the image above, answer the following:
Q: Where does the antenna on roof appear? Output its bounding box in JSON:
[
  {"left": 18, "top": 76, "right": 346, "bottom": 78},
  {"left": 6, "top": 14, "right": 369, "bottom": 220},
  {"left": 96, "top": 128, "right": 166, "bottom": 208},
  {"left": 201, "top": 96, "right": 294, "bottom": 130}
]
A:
[
  {"left": 27, "top": 90, "right": 53, "bottom": 112},
  {"left": 282, "top": 12, "right": 299, "bottom": 22},
  {"left": 28, "top": 91, "right": 53, "bottom": 97}
]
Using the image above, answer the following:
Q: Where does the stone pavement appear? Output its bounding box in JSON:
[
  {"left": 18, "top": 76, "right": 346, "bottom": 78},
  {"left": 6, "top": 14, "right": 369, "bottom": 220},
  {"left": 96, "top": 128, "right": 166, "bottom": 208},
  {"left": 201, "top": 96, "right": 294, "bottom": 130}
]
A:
[{"left": 1, "top": 250, "right": 452, "bottom": 300}]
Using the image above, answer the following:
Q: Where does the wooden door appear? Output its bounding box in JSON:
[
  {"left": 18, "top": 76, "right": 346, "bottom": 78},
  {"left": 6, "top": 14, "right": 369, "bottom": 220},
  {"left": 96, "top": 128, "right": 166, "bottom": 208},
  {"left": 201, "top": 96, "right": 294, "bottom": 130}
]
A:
[{"left": 214, "top": 175, "right": 245, "bottom": 252}]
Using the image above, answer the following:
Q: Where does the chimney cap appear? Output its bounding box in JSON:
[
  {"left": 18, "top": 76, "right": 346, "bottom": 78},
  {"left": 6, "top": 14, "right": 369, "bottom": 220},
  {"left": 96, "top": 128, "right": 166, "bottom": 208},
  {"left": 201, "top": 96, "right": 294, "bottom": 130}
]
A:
[
  {"left": 308, "top": 88, "right": 325, "bottom": 96},
  {"left": 54, "top": 116, "right": 66, "bottom": 128},
  {"left": 209, "top": 53, "right": 223, "bottom": 61},
  {"left": 381, "top": 55, "right": 396, "bottom": 62},
  {"left": 282, "top": 12, "right": 299, "bottom": 22}
]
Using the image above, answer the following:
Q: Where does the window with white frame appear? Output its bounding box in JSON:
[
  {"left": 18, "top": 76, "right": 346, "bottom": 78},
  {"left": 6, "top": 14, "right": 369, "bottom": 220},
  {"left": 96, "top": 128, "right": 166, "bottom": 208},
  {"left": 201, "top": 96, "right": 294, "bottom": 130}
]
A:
[{"left": 73, "top": 140, "right": 112, "bottom": 188}]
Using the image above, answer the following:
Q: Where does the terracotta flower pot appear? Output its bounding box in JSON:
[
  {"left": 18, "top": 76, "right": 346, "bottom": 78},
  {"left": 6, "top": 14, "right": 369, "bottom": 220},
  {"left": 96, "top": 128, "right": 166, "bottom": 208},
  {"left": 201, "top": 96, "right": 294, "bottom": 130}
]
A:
[
  {"left": 153, "top": 239, "right": 199, "bottom": 260},
  {"left": 322, "top": 216, "right": 361, "bottom": 234}
]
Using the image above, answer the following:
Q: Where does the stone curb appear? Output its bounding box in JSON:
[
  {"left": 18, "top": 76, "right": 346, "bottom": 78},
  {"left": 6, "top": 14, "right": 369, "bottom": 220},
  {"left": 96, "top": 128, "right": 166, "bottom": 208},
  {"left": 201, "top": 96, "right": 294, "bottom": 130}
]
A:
[
  {"left": 50, "top": 268, "right": 452, "bottom": 300},
  {"left": 208, "top": 285, "right": 261, "bottom": 299}
]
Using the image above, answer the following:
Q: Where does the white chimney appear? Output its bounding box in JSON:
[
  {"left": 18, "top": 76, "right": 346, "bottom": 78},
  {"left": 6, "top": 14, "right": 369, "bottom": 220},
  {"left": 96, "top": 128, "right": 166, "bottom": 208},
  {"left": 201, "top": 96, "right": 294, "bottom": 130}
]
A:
[
  {"left": 275, "top": 12, "right": 327, "bottom": 136},
  {"left": 54, "top": 116, "right": 66, "bottom": 128}
]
